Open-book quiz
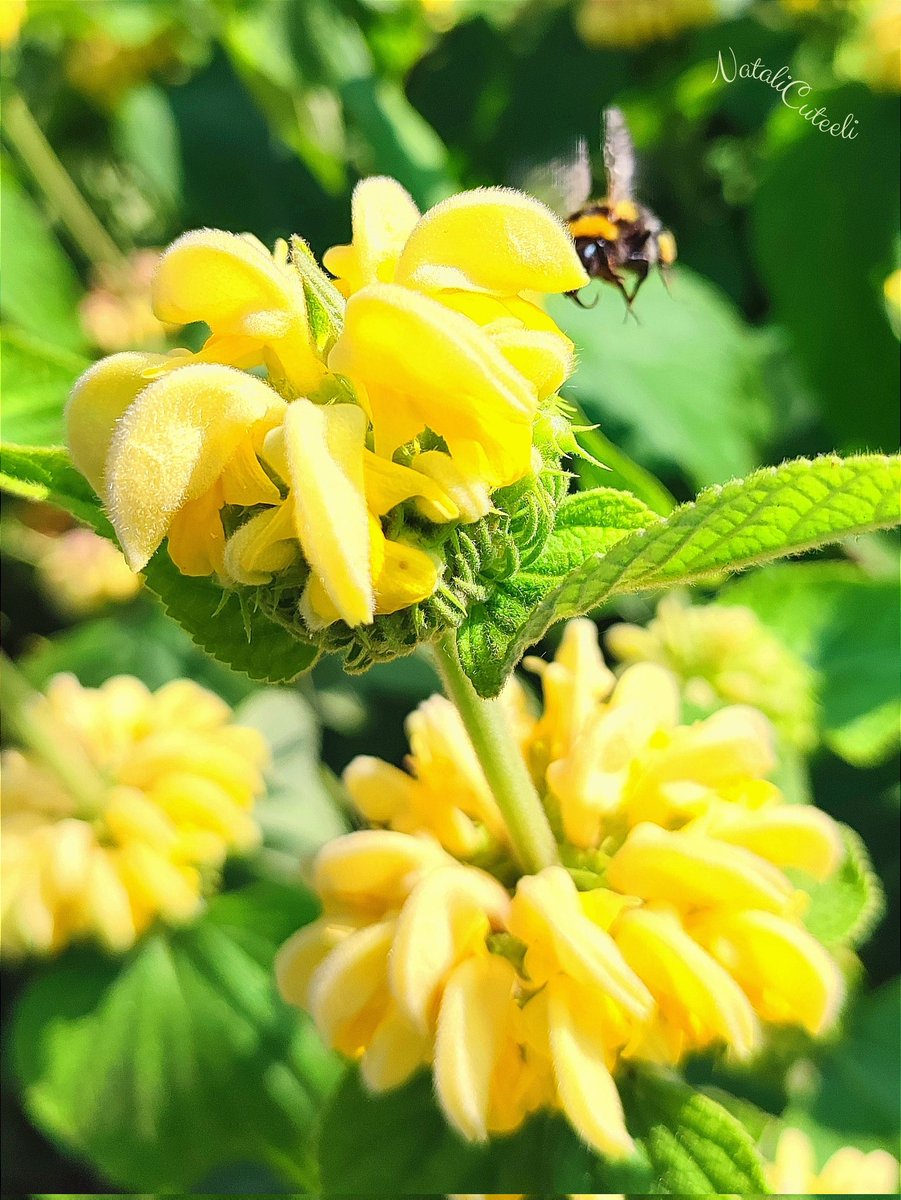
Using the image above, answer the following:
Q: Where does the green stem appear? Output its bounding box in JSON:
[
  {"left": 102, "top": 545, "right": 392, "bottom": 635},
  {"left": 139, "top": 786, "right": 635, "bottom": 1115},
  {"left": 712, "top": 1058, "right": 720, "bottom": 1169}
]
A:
[
  {"left": 0, "top": 650, "right": 108, "bottom": 819},
  {"left": 432, "top": 633, "right": 558, "bottom": 875},
  {"left": 2, "top": 90, "right": 124, "bottom": 268}
]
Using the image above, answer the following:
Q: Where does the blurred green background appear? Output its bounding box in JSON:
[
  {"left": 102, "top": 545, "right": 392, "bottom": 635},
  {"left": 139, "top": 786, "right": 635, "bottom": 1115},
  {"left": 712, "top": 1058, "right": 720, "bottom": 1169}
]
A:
[{"left": 1, "top": 0, "right": 899, "bottom": 1193}]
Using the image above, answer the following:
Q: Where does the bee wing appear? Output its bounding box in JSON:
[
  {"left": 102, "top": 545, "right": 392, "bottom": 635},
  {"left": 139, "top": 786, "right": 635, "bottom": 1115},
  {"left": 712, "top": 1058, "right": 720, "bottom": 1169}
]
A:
[
  {"left": 513, "top": 138, "right": 593, "bottom": 217},
  {"left": 603, "top": 107, "right": 636, "bottom": 206}
]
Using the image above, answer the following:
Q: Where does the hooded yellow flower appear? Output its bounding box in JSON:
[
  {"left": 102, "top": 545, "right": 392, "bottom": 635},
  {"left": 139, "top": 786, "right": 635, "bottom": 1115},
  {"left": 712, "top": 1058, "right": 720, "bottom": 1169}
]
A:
[
  {"left": 767, "top": 1127, "right": 899, "bottom": 1194},
  {"left": 1, "top": 674, "right": 267, "bottom": 957},
  {"left": 278, "top": 619, "right": 848, "bottom": 1158},
  {"left": 67, "top": 182, "right": 584, "bottom": 654},
  {"left": 605, "top": 594, "right": 817, "bottom": 750}
]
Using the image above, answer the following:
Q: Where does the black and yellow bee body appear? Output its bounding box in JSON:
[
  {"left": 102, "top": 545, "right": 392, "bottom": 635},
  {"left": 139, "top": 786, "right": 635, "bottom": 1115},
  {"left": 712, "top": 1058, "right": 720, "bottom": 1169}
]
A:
[{"left": 532, "top": 108, "right": 676, "bottom": 308}]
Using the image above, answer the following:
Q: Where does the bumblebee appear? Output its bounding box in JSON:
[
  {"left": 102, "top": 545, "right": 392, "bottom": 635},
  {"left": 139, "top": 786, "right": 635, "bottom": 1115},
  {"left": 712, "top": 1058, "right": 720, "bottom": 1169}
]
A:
[{"left": 550, "top": 108, "right": 676, "bottom": 308}]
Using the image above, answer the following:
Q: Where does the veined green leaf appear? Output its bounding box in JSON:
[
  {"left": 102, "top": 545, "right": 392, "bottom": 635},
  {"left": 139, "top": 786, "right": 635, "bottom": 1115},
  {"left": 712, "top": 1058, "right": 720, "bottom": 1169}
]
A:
[
  {"left": 0, "top": 444, "right": 319, "bottom": 685},
  {"left": 460, "top": 454, "right": 901, "bottom": 696},
  {"left": 318, "top": 1068, "right": 654, "bottom": 1194},
  {"left": 796, "top": 825, "right": 885, "bottom": 950},
  {"left": 0, "top": 328, "right": 90, "bottom": 447},
  {"left": 12, "top": 883, "right": 340, "bottom": 1193},
  {"left": 458, "top": 487, "right": 655, "bottom": 696},
  {"left": 621, "top": 1068, "right": 768, "bottom": 1193}
]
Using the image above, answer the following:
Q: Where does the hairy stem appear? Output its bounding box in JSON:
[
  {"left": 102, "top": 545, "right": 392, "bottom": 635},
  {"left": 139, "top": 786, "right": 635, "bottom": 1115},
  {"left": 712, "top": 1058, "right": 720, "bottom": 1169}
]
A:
[
  {"left": 2, "top": 90, "right": 124, "bottom": 268},
  {"left": 432, "top": 633, "right": 558, "bottom": 874}
]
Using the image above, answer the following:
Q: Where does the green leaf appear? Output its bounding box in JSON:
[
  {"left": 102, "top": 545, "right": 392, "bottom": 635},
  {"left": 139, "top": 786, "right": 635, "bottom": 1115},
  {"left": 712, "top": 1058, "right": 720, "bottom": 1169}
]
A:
[
  {"left": 12, "top": 882, "right": 341, "bottom": 1192},
  {"left": 0, "top": 160, "right": 87, "bottom": 353},
  {"left": 0, "top": 444, "right": 320, "bottom": 685},
  {"left": 722, "top": 562, "right": 901, "bottom": 765},
  {"left": 621, "top": 1068, "right": 768, "bottom": 1194},
  {"left": 112, "top": 85, "right": 183, "bottom": 214},
  {"left": 318, "top": 1068, "right": 654, "bottom": 1195},
  {"left": 141, "top": 550, "right": 320, "bottom": 685},
  {"left": 236, "top": 689, "right": 350, "bottom": 876},
  {"left": 796, "top": 826, "right": 885, "bottom": 950},
  {"left": 549, "top": 268, "right": 774, "bottom": 489},
  {"left": 803, "top": 981, "right": 901, "bottom": 1153},
  {"left": 462, "top": 454, "right": 901, "bottom": 696},
  {"left": 0, "top": 328, "right": 90, "bottom": 447},
  {"left": 0, "top": 443, "right": 112, "bottom": 533},
  {"left": 458, "top": 487, "right": 655, "bottom": 696}
]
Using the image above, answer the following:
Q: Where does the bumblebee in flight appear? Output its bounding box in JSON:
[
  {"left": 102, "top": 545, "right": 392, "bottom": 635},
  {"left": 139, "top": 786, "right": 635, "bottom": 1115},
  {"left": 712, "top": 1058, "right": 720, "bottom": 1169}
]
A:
[{"left": 551, "top": 108, "right": 677, "bottom": 308}]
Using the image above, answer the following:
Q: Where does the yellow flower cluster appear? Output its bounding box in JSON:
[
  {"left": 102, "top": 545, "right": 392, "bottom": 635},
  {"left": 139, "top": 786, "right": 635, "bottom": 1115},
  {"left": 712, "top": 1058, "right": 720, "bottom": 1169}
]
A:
[
  {"left": 605, "top": 594, "right": 817, "bottom": 750},
  {"left": 767, "top": 1127, "right": 899, "bottom": 1194},
  {"left": 1, "top": 674, "right": 267, "bottom": 957},
  {"left": 575, "top": 0, "right": 718, "bottom": 48},
  {"left": 278, "top": 619, "right": 846, "bottom": 1157},
  {"left": 66, "top": 180, "right": 586, "bottom": 643}
]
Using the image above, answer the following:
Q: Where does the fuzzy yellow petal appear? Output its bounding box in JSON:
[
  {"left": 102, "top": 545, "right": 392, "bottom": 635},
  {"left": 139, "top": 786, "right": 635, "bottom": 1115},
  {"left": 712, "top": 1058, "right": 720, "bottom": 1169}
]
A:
[
  {"left": 323, "top": 176, "right": 420, "bottom": 295},
  {"left": 434, "top": 954, "right": 518, "bottom": 1142},
  {"left": 374, "top": 538, "right": 439, "bottom": 614},
  {"left": 546, "top": 977, "right": 635, "bottom": 1160},
  {"left": 691, "top": 909, "right": 845, "bottom": 1035},
  {"left": 152, "top": 229, "right": 324, "bottom": 392},
  {"left": 329, "top": 283, "right": 537, "bottom": 484},
  {"left": 165, "top": 484, "right": 227, "bottom": 577},
  {"left": 394, "top": 188, "right": 588, "bottom": 295},
  {"left": 607, "top": 824, "right": 796, "bottom": 915},
  {"left": 509, "top": 867, "right": 653, "bottom": 1020},
  {"left": 313, "top": 829, "right": 450, "bottom": 917},
  {"left": 410, "top": 450, "right": 492, "bottom": 523},
  {"left": 276, "top": 919, "right": 351, "bottom": 1009},
  {"left": 105, "top": 363, "right": 285, "bottom": 571},
  {"left": 66, "top": 351, "right": 169, "bottom": 495},
  {"left": 363, "top": 449, "right": 457, "bottom": 519},
  {"left": 704, "top": 805, "right": 844, "bottom": 881},
  {"left": 390, "top": 864, "right": 510, "bottom": 1030},
  {"left": 308, "top": 919, "right": 394, "bottom": 1055},
  {"left": 488, "top": 326, "right": 575, "bottom": 400},
  {"left": 281, "top": 400, "right": 373, "bottom": 627},
  {"left": 360, "top": 1003, "right": 431, "bottom": 1092},
  {"left": 222, "top": 502, "right": 298, "bottom": 586},
  {"left": 613, "top": 906, "right": 760, "bottom": 1059}
]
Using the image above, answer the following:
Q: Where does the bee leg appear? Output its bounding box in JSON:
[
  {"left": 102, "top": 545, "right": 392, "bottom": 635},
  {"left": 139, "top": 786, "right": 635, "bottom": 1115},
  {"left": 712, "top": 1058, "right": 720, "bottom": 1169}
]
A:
[
  {"left": 626, "top": 259, "right": 650, "bottom": 305},
  {"left": 567, "top": 287, "right": 599, "bottom": 309}
]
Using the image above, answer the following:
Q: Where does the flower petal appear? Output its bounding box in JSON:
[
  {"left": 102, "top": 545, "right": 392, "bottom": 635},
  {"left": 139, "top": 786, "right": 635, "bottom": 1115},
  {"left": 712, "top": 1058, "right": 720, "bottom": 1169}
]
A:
[
  {"left": 308, "top": 919, "right": 395, "bottom": 1055},
  {"left": 613, "top": 905, "right": 760, "bottom": 1059},
  {"left": 106, "top": 364, "right": 285, "bottom": 570},
  {"left": 328, "top": 282, "right": 537, "bottom": 484},
  {"left": 546, "top": 976, "right": 635, "bottom": 1160},
  {"left": 360, "top": 1003, "right": 431, "bottom": 1092},
  {"left": 607, "top": 823, "right": 796, "bottom": 915},
  {"left": 374, "top": 537, "right": 439, "bottom": 614},
  {"left": 394, "top": 187, "right": 588, "bottom": 295},
  {"left": 488, "top": 326, "right": 575, "bottom": 400},
  {"left": 323, "top": 176, "right": 420, "bottom": 295},
  {"left": 66, "top": 351, "right": 169, "bottom": 495},
  {"left": 434, "top": 954, "right": 518, "bottom": 1142},
  {"left": 282, "top": 400, "right": 373, "bottom": 627},
  {"left": 313, "top": 829, "right": 451, "bottom": 917},
  {"left": 363, "top": 448, "right": 457, "bottom": 519},
  {"left": 410, "top": 450, "right": 493, "bottom": 523},
  {"left": 222, "top": 502, "right": 298, "bottom": 585},
  {"left": 152, "top": 229, "right": 324, "bottom": 391},
  {"left": 390, "top": 864, "right": 510, "bottom": 1031}
]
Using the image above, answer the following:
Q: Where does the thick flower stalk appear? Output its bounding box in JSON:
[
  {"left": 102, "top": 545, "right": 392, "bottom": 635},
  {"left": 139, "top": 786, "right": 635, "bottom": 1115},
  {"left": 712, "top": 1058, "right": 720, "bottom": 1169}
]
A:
[
  {"left": 606, "top": 593, "right": 816, "bottom": 750},
  {"left": 278, "top": 619, "right": 849, "bottom": 1158},
  {"left": 66, "top": 181, "right": 588, "bottom": 671},
  {"left": 0, "top": 671, "right": 267, "bottom": 957}
]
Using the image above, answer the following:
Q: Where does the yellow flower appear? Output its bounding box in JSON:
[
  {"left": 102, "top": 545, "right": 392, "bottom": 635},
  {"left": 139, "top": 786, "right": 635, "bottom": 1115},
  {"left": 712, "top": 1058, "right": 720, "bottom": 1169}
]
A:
[
  {"left": 767, "top": 1127, "right": 899, "bottom": 1194},
  {"left": 0, "top": 0, "right": 26, "bottom": 49},
  {"left": 66, "top": 182, "right": 582, "bottom": 648},
  {"left": 0, "top": 674, "right": 267, "bottom": 957},
  {"left": 575, "top": 0, "right": 718, "bottom": 48},
  {"left": 34, "top": 527, "right": 142, "bottom": 616},
  {"left": 278, "top": 620, "right": 848, "bottom": 1158},
  {"left": 606, "top": 593, "right": 817, "bottom": 750}
]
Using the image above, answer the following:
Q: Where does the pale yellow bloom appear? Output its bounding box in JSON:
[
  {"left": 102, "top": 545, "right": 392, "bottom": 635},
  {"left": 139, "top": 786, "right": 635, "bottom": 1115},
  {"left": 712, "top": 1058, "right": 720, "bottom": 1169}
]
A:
[
  {"left": 884, "top": 267, "right": 901, "bottom": 337},
  {"left": 279, "top": 620, "right": 847, "bottom": 1158},
  {"left": 767, "top": 1127, "right": 899, "bottom": 1194},
  {"left": 0, "top": 0, "right": 26, "bottom": 49},
  {"left": 1, "top": 675, "right": 267, "bottom": 957},
  {"left": 576, "top": 0, "right": 718, "bottom": 48},
  {"left": 34, "top": 527, "right": 142, "bottom": 615},
  {"left": 606, "top": 593, "right": 817, "bottom": 749},
  {"left": 67, "top": 182, "right": 583, "bottom": 642}
]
